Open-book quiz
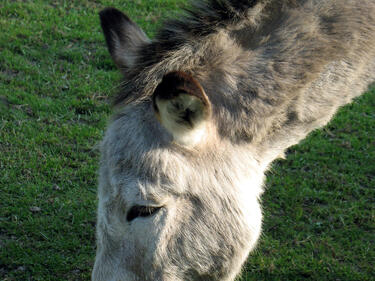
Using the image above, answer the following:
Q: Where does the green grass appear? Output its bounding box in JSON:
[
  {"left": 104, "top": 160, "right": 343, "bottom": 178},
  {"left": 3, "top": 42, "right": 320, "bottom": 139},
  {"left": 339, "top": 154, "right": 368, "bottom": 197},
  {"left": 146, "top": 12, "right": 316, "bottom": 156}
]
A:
[{"left": 0, "top": 1, "right": 374, "bottom": 280}]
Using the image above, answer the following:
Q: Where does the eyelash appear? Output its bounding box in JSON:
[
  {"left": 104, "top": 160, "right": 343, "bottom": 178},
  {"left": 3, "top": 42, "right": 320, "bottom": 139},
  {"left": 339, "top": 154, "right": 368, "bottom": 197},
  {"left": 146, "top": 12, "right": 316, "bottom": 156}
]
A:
[{"left": 126, "top": 205, "right": 162, "bottom": 222}]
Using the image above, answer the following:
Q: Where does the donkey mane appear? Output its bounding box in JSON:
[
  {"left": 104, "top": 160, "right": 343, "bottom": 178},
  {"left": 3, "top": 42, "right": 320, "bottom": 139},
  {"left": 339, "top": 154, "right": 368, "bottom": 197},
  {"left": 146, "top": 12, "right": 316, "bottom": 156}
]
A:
[
  {"left": 148, "top": 0, "right": 301, "bottom": 56},
  {"left": 154, "top": 0, "right": 262, "bottom": 46},
  {"left": 113, "top": 0, "right": 269, "bottom": 105}
]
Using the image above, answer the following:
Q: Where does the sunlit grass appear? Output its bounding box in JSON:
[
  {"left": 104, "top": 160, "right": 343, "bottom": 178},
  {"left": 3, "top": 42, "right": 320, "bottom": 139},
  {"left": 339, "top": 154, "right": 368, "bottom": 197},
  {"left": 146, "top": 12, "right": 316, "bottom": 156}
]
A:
[{"left": 1, "top": 1, "right": 374, "bottom": 280}]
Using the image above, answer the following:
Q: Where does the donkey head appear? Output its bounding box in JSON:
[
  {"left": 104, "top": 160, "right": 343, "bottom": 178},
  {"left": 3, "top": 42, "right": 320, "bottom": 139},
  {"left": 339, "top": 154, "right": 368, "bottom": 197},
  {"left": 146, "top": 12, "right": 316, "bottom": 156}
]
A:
[
  {"left": 92, "top": 7, "right": 263, "bottom": 281},
  {"left": 93, "top": 2, "right": 375, "bottom": 280}
]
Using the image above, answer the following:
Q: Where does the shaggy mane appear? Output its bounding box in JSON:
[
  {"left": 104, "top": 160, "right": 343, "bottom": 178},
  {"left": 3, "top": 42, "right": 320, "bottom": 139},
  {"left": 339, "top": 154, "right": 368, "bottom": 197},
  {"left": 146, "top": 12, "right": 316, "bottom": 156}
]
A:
[{"left": 113, "top": 0, "right": 265, "bottom": 105}]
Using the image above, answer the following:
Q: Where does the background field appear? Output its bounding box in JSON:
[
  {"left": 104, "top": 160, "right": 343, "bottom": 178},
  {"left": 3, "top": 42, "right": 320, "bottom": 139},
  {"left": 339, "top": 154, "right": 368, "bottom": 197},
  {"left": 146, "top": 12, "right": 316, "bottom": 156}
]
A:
[{"left": 1, "top": 0, "right": 374, "bottom": 280}]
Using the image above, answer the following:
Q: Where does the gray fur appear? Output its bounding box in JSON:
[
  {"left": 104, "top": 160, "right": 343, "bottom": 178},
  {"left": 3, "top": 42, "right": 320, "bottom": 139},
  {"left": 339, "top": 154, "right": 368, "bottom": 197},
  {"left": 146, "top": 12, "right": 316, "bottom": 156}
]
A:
[{"left": 93, "top": 1, "right": 375, "bottom": 280}]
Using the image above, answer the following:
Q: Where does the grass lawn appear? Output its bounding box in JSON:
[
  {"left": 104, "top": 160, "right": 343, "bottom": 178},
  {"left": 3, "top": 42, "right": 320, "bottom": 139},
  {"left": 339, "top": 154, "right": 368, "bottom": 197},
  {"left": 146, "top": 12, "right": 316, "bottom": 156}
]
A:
[{"left": 1, "top": 0, "right": 374, "bottom": 280}]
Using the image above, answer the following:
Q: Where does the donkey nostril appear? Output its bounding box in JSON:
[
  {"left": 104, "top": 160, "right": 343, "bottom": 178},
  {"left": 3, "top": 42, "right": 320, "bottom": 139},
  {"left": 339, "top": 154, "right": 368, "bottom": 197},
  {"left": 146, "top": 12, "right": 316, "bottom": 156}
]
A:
[{"left": 126, "top": 205, "right": 162, "bottom": 222}]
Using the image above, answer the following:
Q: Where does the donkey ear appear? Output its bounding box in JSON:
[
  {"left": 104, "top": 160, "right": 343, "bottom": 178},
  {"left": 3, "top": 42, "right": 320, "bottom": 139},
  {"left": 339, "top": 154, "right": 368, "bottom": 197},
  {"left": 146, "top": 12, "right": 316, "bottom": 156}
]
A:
[
  {"left": 153, "top": 72, "right": 212, "bottom": 146},
  {"left": 99, "top": 8, "right": 150, "bottom": 70}
]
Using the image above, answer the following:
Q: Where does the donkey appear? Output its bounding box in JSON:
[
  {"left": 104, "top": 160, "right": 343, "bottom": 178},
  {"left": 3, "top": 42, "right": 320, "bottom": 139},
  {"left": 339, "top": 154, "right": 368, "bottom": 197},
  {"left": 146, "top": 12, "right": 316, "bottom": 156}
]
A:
[{"left": 92, "top": 0, "right": 375, "bottom": 280}]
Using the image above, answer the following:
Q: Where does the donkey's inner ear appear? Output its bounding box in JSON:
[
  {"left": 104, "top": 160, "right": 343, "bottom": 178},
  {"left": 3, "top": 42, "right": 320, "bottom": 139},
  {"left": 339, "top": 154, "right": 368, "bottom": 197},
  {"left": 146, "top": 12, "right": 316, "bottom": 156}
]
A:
[
  {"left": 153, "top": 72, "right": 212, "bottom": 146},
  {"left": 99, "top": 8, "right": 150, "bottom": 70}
]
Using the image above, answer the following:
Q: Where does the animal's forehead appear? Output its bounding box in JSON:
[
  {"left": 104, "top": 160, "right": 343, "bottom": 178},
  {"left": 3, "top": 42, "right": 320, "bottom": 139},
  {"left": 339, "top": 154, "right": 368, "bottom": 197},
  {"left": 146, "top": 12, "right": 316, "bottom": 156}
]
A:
[
  {"left": 106, "top": 108, "right": 195, "bottom": 193},
  {"left": 107, "top": 111, "right": 260, "bottom": 189}
]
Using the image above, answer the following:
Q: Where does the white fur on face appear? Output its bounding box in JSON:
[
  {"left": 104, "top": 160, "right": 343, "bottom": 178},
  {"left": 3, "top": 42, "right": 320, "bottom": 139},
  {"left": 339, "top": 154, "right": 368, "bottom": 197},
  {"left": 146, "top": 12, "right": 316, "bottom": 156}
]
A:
[{"left": 92, "top": 105, "right": 266, "bottom": 280}]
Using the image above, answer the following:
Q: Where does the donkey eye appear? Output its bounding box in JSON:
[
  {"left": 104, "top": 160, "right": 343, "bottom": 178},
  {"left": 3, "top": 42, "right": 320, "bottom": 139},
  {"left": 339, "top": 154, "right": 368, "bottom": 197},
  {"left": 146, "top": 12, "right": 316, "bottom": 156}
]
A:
[{"left": 126, "top": 205, "right": 162, "bottom": 222}]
